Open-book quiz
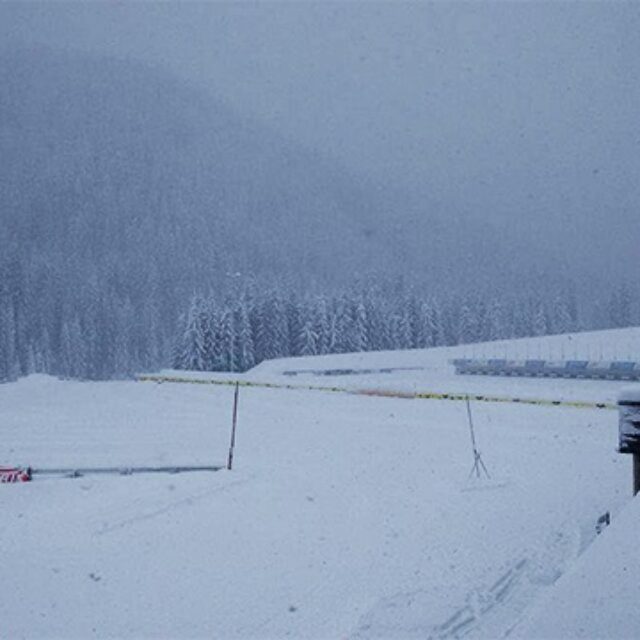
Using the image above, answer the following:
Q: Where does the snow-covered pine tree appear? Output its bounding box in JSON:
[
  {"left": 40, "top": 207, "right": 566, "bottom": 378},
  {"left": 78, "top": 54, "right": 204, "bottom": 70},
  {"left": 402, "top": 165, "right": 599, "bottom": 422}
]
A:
[
  {"left": 610, "top": 284, "right": 632, "bottom": 328},
  {"left": 532, "top": 303, "right": 548, "bottom": 337},
  {"left": 389, "top": 312, "right": 411, "bottom": 350},
  {"left": 252, "top": 292, "right": 285, "bottom": 363},
  {"left": 326, "top": 302, "right": 340, "bottom": 354},
  {"left": 237, "top": 301, "right": 255, "bottom": 371},
  {"left": 403, "top": 293, "right": 421, "bottom": 348},
  {"left": 34, "top": 327, "right": 52, "bottom": 374},
  {"left": 60, "top": 317, "right": 86, "bottom": 379},
  {"left": 351, "top": 299, "right": 369, "bottom": 353},
  {"left": 175, "top": 295, "right": 208, "bottom": 371},
  {"left": 313, "top": 296, "right": 330, "bottom": 355},
  {"left": 457, "top": 301, "right": 476, "bottom": 345},
  {"left": 285, "top": 294, "right": 302, "bottom": 357},
  {"left": 220, "top": 308, "right": 238, "bottom": 372},
  {"left": 417, "top": 302, "right": 433, "bottom": 348},
  {"left": 362, "top": 293, "right": 385, "bottom": 351},
  {"left": 113, "top": 298, "right": 135, "bottom": 376},
  {"left": 428, "top": 298, "right": 447, "bottom": 347},
  {"left": 298, "top": 317, "right": 318, "bottom": 357},
  {"left": 332, "top": 296, "right": 352, "bottom": 354},
  {"left": 552, "top": 296, "right": 574, "bottom": 335},
  {"left": 0, "top": 296, "right": 18, "bottom": 381}
]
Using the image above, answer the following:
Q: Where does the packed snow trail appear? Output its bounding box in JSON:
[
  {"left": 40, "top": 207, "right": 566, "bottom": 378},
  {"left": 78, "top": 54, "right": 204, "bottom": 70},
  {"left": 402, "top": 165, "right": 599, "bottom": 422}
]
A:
[
  {"left": 512, "top": 494, "right": 640, "bottom": 639},
  {"left": 351, "top": 520, "right": 589, "bottom": 639}
]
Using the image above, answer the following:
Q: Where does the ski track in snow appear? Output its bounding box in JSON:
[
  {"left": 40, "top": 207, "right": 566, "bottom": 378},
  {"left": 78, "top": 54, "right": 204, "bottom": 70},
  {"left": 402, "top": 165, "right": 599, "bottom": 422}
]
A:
[
  {"left": 351, "top": 520, "right": 586, "bottom": 639},
  {"left": 93, "top": 475, "right": 251, "bottom": 536}
]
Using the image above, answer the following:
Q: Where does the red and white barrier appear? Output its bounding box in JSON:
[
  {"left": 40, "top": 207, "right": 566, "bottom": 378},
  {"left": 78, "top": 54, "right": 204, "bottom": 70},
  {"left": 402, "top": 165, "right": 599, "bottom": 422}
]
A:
[{"left": 0, "top": 466, "right": 32, "bottom": 483}]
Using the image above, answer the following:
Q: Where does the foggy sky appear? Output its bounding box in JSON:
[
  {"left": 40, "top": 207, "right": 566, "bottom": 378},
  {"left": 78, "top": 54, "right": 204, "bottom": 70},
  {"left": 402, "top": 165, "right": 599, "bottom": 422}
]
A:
[{"left": 1, "top": 1, "right": 639, "bottom": 271}]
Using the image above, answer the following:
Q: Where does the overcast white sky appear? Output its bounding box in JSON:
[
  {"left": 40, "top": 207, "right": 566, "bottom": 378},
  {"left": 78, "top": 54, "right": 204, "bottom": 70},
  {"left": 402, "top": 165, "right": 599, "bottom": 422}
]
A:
[{"left": 2, "top": 1, "right": 639, "bottom": 261}]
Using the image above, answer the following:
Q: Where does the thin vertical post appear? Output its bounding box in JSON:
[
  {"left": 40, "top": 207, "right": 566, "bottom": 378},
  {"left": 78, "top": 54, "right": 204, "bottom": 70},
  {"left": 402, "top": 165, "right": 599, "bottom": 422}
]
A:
[
  {"left": 466, "top": 396, "right": 478, "bottom": 455},
  {"left": 227, "top": 382, "right": 240, "bottom": 470},
  {"left": 466, "top": 396, "right": 490, "bottom": 479}
]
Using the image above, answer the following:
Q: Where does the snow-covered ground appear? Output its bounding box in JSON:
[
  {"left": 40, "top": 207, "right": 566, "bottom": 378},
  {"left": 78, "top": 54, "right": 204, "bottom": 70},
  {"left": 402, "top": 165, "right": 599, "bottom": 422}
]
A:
[
  {"left": 513, "top": 492, "right": 640, "bottom": 639},
  {"left": 2, "top": 329, "right": 638, "bottom": 638}
]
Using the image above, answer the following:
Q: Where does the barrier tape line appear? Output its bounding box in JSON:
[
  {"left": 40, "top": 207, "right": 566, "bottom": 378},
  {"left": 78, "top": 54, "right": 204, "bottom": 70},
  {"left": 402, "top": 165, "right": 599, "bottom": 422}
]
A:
[{"left": 137, "top": 374, "right": 616, "bottom": 412}]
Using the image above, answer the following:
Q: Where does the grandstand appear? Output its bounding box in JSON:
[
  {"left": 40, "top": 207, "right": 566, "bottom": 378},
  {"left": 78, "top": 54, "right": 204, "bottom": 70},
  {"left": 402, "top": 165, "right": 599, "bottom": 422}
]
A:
[{"left": 451, "top": 358, "right": 640, "bottom": 381}]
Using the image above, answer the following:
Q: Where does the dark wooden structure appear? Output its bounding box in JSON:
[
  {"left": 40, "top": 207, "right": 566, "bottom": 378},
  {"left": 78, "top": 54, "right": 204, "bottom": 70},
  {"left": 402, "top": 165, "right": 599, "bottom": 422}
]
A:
[{"left": 618, "top": 387, "right": 640, "bottom": 495}]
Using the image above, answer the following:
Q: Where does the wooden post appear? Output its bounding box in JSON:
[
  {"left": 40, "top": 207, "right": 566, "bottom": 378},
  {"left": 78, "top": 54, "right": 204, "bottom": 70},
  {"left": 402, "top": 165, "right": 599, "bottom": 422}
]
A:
[
  {"left": 633, "top": 453, "right": 640, "bottom": 496},
  {"left": 618, "top": 389, "right": 640, "bottom": 496},
  {"left": 227, "top": 382, "right": 240, "bottom": 470}
]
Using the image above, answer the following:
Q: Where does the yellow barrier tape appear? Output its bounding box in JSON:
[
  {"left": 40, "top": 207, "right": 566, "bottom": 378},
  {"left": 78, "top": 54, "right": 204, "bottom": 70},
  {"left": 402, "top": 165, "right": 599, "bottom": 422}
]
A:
[{"left": 137, "top": 374, "right": 616, "bottom": 412}]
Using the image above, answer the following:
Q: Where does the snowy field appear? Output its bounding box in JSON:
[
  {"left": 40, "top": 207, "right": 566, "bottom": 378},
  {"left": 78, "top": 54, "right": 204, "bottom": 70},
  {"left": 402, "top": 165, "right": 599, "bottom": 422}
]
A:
[
  {"left": 2, "top": 329, "right": 638, "bottom": 639},
  {"left": 249, "top": 327, "right": 640, "bottom": 407}
]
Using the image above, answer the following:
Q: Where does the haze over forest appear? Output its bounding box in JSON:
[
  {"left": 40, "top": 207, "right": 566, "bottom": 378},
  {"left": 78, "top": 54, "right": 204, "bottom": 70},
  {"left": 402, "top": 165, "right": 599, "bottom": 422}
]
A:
[{"left": 0, "top": 2, "right": 638, "bottom": 378}]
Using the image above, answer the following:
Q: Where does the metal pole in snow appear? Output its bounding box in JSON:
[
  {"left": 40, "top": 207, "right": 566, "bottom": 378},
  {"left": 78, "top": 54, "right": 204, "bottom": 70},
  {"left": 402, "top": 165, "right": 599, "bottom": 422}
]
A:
[
  {"left": 466, "top": 395, "right": 479, "bottom": 455},
  {"left": 227, "top": 382, "right": 240, "bottom": 470},
  {"left": 466, "top": 395, "right": 490, "bottom": 479}
]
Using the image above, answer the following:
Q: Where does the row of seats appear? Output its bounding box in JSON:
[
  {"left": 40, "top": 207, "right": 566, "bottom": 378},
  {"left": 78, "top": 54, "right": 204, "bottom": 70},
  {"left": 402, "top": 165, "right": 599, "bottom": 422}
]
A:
[{"left": 451, "top": 358, "right": 640, "bottom": 380}]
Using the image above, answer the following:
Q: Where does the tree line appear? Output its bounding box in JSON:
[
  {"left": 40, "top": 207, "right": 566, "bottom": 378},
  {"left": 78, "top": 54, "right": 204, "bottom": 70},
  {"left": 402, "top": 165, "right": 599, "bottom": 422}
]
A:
[
  {"left": 1, "top": 260, "right": 636, "bottom": 381},
  {"left": 172, "top": 281, "right": 632, "bottom": 373}
]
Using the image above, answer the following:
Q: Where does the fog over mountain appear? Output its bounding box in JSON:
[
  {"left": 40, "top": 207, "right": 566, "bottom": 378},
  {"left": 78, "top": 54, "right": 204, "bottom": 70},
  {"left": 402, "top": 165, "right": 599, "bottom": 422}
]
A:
[
  {"left": 3, "top": 2, "right": 638, "bottom": 277},
  {"left": 0, "top": 3, "right": 638, "bottom": 378}
]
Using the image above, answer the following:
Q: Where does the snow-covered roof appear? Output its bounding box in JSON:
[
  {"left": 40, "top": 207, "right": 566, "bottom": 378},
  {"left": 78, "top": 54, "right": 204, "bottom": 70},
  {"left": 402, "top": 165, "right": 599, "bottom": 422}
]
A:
[{"left": 618, "top": 385, "right": 640, "bottom": 404}]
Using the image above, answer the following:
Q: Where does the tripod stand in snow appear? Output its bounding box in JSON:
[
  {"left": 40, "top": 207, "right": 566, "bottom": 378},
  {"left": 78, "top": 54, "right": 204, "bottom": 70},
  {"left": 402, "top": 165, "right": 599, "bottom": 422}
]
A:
[{"left": 465, "top": 396, "right": 490, "bottom": 479}]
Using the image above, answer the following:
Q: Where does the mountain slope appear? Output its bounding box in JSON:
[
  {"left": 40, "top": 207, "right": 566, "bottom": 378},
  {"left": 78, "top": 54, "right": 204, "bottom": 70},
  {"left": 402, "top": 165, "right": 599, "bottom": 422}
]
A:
[{"left": 0, "top": 48, "right": 570, "bottom": 378}]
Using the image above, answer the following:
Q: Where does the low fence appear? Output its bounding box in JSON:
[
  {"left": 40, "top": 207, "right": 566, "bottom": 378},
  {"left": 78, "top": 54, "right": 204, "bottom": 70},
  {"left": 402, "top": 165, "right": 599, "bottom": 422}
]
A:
[
  {"left": 282, "top": 366, "right": 425, "bottom": 377},
  {"left": 138, "top": 373, "right": 616, "bottom": 411},
  {"left": 451, "top": 359, "right": 640, "bottom": 381}
]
